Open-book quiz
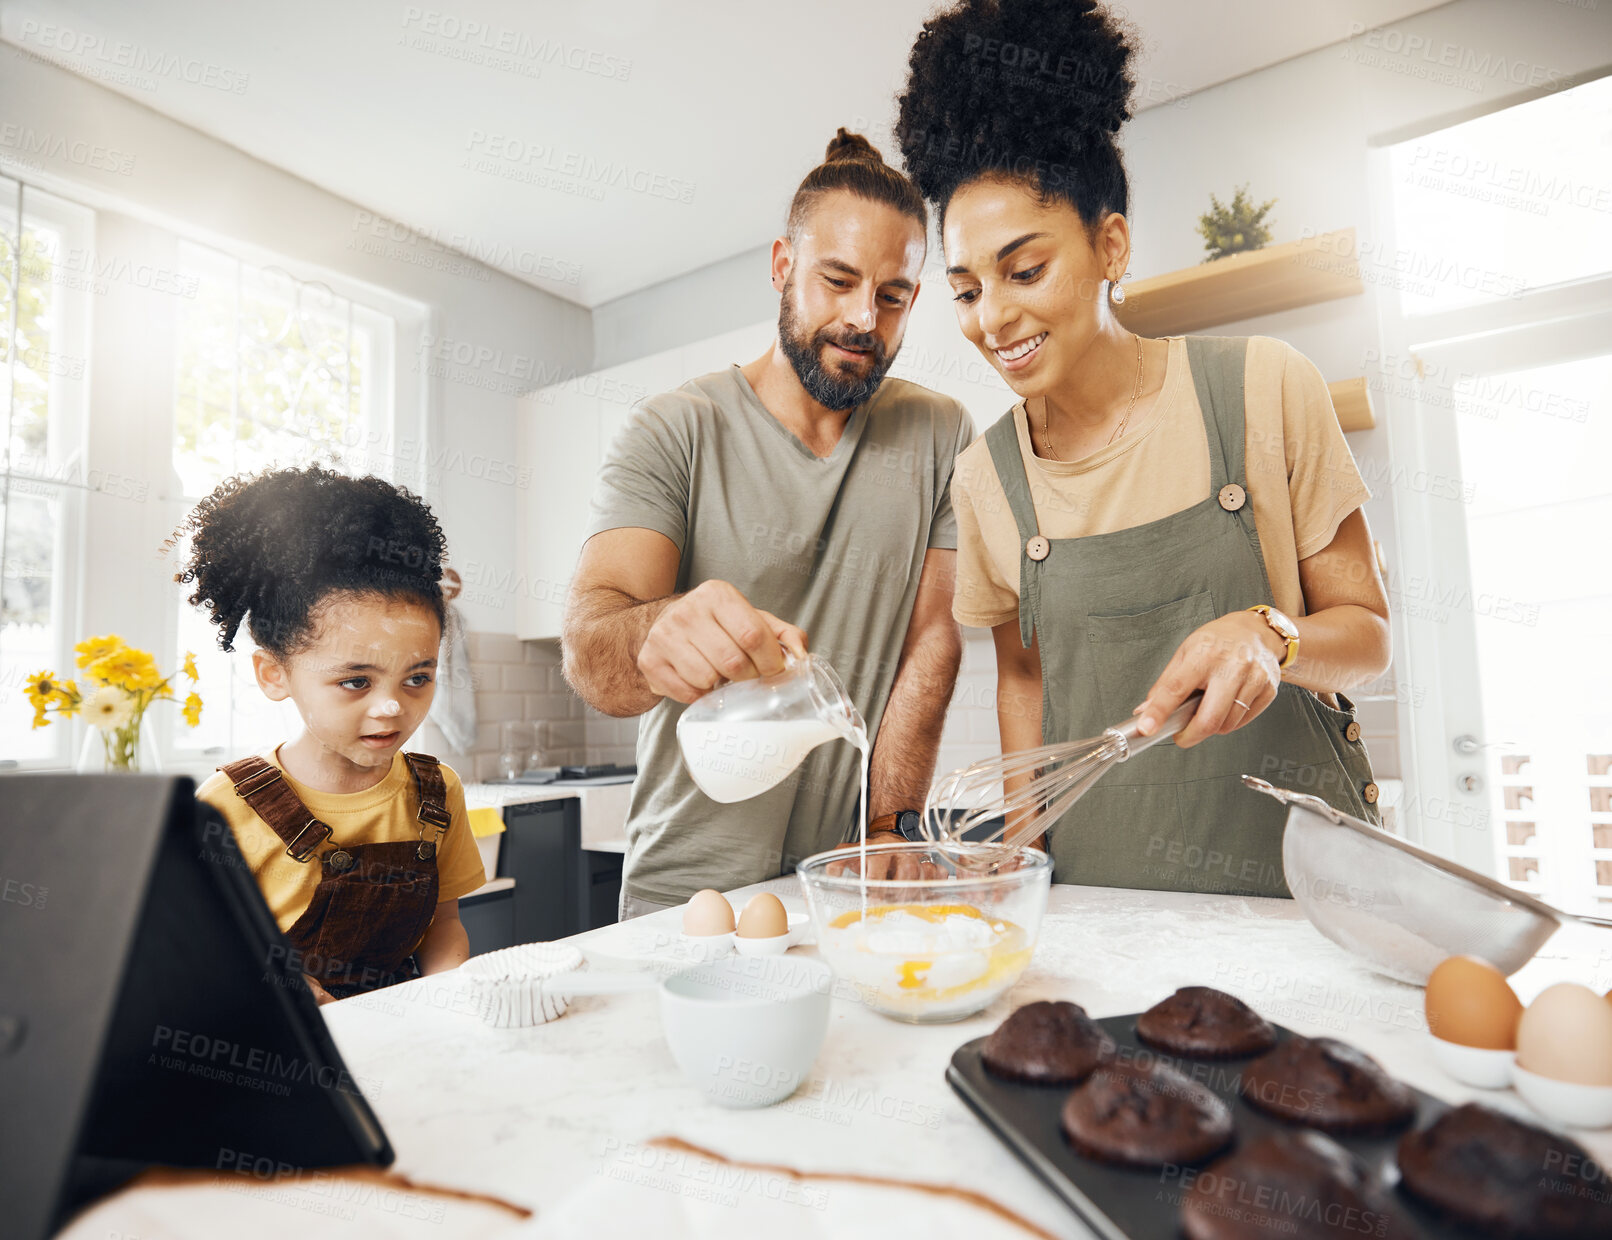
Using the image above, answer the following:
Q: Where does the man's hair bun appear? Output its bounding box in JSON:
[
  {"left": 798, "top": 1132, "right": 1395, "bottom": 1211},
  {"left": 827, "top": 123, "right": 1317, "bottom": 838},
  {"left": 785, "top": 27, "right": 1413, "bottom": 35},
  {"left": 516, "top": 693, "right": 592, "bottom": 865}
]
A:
[
  {"left": 824, "top": 127, "right": 885, "bottom": 164},
  {"left": 785, "top": 127, "right": 927, "bottom": 242}
]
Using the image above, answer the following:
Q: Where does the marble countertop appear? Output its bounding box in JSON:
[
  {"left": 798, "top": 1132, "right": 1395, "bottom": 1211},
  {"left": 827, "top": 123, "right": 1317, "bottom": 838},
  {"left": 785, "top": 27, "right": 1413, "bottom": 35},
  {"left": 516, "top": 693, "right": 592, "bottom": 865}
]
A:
[{"left": 61, "top": 881, "right": 1612, "bottom": 1240}]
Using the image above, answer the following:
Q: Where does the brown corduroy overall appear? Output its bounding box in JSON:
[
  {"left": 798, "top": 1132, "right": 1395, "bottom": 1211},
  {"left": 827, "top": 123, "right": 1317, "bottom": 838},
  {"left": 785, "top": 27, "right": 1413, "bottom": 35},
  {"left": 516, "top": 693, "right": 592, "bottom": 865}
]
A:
[{"left": 221, "top": 752, "right": 452, "bottom": 999}]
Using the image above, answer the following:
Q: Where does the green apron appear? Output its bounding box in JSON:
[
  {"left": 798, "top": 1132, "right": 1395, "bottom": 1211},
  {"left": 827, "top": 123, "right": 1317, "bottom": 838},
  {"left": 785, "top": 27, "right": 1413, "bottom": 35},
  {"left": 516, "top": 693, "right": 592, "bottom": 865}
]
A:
[{"left": 983, "top": 335, "right": 1381, "bottom": 898}]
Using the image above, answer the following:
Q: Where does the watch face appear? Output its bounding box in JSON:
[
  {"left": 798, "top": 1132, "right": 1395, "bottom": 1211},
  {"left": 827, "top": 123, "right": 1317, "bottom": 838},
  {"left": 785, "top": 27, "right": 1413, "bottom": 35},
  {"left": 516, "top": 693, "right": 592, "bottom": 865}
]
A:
[{"left": 896, "top": 810, "right": 924, "bottom": 840}]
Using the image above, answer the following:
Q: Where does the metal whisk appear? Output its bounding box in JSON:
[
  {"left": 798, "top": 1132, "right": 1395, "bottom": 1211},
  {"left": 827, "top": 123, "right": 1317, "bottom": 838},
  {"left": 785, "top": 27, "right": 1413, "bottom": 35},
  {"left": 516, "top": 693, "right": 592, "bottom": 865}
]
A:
[{"left": 922, "top": 692, "right": 1204, "bottom": 859}]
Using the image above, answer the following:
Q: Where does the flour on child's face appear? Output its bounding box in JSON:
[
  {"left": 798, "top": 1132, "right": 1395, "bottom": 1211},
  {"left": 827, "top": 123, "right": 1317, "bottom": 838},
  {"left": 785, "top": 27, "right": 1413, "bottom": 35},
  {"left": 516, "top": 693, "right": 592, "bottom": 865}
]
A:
[{"left": 277, "top": 592, "right": 442, "bottom": 772}]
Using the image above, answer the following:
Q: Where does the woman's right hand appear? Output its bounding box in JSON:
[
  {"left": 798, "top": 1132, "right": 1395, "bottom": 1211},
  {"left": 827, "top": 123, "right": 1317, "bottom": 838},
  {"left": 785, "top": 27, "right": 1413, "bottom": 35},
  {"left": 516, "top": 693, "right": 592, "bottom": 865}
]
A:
[{"left": 303, "top": 973, "right": 336, "bottom": 1005}]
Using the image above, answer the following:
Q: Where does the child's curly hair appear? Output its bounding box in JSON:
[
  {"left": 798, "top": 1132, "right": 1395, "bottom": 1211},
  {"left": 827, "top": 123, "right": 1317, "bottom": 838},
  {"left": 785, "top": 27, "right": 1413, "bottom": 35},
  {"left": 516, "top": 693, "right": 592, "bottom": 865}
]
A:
[
  {"left": 894, "top": 0, "right": 1138, "bottom": 230},
  {"left": 174, "top": 465, "right": 446, "bottom": 657}
]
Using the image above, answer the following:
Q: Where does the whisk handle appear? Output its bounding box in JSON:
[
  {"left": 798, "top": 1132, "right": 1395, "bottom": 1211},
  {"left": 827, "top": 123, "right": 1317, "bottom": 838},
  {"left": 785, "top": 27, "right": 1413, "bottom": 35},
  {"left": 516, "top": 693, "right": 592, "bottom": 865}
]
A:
[{"left": 1110, "top": 691, "right": 1204, "bottom": 758}]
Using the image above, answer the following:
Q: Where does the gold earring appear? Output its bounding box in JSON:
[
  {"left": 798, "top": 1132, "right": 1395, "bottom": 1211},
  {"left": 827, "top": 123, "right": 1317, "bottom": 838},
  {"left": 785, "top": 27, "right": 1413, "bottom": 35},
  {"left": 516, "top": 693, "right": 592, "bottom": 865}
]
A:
[{"left": 1109, "top": 278, "right": 1126, "bottom": 306}]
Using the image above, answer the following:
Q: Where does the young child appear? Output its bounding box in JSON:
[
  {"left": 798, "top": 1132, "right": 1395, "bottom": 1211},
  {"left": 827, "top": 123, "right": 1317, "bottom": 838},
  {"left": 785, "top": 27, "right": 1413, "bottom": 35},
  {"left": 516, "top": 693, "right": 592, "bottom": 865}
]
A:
[{"left": 182, "top": 466, "right": 486, "bottom": 1003}]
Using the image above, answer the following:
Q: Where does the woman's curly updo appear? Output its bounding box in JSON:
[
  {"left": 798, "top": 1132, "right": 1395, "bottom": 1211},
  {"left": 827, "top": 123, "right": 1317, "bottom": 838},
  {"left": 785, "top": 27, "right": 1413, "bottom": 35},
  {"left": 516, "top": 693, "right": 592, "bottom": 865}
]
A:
[
  {"left": 894, "top": 0, "right": 1138, "bottom": 229},
  {"left": 175, "top": 465, "right": 446, "bottom": 657}
]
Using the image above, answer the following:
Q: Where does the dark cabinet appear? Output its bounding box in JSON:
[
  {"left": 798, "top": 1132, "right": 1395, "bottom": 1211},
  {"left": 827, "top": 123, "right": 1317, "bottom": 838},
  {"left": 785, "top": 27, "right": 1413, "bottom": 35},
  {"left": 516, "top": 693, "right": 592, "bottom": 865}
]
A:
[{"left": 494, "top": 799, "right": 623, "bottom": 946}]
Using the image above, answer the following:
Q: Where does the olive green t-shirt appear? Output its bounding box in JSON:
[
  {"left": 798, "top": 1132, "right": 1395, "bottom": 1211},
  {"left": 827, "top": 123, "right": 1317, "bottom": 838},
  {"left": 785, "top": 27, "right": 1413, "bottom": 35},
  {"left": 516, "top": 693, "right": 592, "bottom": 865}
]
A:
[{"left": 583, "top": 364, "right": 974, "bottom": 905}]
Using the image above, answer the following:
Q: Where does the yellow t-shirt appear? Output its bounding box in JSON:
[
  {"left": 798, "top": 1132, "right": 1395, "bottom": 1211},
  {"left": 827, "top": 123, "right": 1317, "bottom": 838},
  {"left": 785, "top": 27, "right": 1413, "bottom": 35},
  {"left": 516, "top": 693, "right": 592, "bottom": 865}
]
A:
[
  {"left": 951, "top": 335, "right": 1371, "bottom": 627},
  {"left": 196, "top": 746, "right": 489, "bottom": 942}
]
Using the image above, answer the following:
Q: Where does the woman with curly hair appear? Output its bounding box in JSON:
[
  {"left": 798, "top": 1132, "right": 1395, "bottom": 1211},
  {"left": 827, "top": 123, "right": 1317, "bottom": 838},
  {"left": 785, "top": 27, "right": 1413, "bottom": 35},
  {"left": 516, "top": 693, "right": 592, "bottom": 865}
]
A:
[
  {"left": 894, "top": 0, "right": 1391, "bottom": 896},
  {"left": 178, "top": 466, "right": 484, "bottom": 1001}
]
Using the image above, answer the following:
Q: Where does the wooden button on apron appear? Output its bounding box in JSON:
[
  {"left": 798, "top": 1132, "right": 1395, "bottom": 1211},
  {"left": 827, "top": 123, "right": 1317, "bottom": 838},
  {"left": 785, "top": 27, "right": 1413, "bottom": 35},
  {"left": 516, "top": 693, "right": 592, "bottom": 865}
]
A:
[
  {"left": 1345, "top": 721, "right": 1362, "bottom": 743},
  {"left": 1362, "top": 781, "right": 1380, "bottom": 804},
  {"left": 1218, "top": 483, "right": 1247, "bottom": 511},
  {"left": 1025, "top": 535, "right": 1050, "bottom": 561},
  {"left": 326, "top": 849, "right": 354, "bottom": 872}
]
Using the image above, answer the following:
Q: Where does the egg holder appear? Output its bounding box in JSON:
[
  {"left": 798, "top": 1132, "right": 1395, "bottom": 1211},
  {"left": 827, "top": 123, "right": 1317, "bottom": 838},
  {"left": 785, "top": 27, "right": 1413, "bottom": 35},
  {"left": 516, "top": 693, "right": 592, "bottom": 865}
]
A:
[
  {"left": 1429, "top": 1035, "right": 1612, "bottom": 1128},
  {"left": 679, "top": 890, "right": 811, "bottom": 959},
  {"left": 681, "top": 911, "right": 808, "bottom": 956}
]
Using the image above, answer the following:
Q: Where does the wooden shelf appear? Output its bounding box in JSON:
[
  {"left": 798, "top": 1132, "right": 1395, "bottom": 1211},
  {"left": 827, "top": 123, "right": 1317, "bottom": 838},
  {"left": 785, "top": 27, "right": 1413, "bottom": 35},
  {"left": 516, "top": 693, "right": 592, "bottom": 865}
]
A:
[
  {"left": 1328, "top": 376, "right": 1375, "bottom": 432},
  {"left": 1114, "top": 228, "right": 1363, "bottom": 337}
]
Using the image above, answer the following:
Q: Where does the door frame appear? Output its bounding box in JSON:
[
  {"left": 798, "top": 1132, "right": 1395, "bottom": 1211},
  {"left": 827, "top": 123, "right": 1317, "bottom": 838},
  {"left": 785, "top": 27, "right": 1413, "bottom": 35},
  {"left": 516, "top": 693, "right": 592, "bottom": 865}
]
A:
[{"left": 1366, "top": 141, "right": 1612, "bottom": 877}]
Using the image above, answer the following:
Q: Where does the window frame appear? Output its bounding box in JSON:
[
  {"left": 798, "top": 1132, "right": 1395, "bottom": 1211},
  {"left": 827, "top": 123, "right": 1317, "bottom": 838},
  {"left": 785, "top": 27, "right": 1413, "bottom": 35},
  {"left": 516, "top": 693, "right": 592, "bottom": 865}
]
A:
[{"left": 0, "top": 176, "right": 94, "bottom": 771}]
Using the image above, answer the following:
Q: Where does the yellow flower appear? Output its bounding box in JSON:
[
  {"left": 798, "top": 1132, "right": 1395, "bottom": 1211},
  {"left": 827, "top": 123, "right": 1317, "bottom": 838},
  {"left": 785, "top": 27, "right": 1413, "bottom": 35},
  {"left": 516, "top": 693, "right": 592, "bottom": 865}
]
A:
[
  {"left": 182, "top": 651, "right": 199, "bottom": 681},
  {"left": 25, "top": 670, "right": 62, "bottom": 708},
  {"left": 84, "top": 685, "right": 135, "bottom": 730},
  {"left": 75, "top": 634, "right": 126, "bottom": 670},
  {"left": 31, "top": 702, "right": 50, "bottom": 730},
  {"left": 54, "top": 684, "right": 83, "bottom": 717},
  {"left": 182, "top": 692, "right": 204, "bottom": 728},
  {"left": 86, "top": 647, "right": 161, "bottom": 692}
]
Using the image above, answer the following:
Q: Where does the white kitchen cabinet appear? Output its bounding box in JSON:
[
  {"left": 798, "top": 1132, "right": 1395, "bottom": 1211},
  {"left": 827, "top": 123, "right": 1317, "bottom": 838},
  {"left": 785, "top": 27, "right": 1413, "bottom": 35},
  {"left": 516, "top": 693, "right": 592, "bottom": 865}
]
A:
[
  {"left": 515, "top": 388, "right": 603, "bottom": 640},
  {"left": 514, "top": 333, "right": 767, "bottom": 640}
]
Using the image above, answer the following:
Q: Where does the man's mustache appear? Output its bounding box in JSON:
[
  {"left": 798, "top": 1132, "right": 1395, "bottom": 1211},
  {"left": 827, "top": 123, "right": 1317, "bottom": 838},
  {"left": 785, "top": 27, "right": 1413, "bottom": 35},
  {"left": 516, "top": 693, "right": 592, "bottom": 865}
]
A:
[{"left": 818, "top": 330, "right": 883, "bottom": 358}]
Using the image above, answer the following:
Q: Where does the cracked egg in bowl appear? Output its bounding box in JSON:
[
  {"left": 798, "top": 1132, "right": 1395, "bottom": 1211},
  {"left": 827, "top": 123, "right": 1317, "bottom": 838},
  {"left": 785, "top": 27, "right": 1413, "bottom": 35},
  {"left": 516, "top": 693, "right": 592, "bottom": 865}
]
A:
[{"left": 795, "top": 843, "right": 1050, "bottom": 1023}]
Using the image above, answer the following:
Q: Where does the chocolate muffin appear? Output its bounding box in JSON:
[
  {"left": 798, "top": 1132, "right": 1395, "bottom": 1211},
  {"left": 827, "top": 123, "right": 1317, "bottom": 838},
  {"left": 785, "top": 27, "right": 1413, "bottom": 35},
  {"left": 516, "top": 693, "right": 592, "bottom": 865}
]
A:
[
  {"left": 1397, "top": 1102, "right": 1612, "bottom": 1238},
  {"left": 1238, "top": 1036, "right": 1415, "bottom": 1133},
  {"left": 1136, "top": 986, "right": 1277, "bottom": 1058},
  {"left": 980, "top": 1000, "right": 1115, "bottom": 1085},
  {"left": 1180, "top": 1132, "right": 1414, "bottom": 1240},
  {"left": 1060, "top": 1059, "right": 1233, "bottom": 1167}
]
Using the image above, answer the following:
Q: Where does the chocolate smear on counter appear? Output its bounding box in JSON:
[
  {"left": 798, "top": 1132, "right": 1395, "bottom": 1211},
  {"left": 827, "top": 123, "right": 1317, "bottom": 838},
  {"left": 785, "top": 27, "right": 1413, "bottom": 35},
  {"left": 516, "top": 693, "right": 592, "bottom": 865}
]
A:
[{"left": 648, "top": 1135, "right": 1060, "bottom": 1239}]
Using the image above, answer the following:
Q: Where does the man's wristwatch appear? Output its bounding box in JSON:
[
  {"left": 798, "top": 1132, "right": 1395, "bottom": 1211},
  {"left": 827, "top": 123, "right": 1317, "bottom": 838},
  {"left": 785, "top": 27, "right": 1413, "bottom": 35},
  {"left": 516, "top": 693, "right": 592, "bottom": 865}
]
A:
[
  {"left": 1246, "top": 604, "right": 1300, "bottom": 671},
  {"left": 868, "top": 810, "right": 926, "bottom": 841}
]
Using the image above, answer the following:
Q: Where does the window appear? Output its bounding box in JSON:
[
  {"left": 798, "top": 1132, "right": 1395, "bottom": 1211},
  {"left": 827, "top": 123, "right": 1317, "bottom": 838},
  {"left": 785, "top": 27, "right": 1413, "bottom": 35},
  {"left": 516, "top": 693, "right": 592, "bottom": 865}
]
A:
[
  {"left": 0, "top": 178, "right": 91, "bottom": 766},
  {"left": 1387, "top": 74, "right": 1612, "bottom": 317},
  {"left": 170, "top": 241, "right": 399, "bottom": 758},
  {"left": 1382, "top": 73, "right": 1612, "bottom": 913}
]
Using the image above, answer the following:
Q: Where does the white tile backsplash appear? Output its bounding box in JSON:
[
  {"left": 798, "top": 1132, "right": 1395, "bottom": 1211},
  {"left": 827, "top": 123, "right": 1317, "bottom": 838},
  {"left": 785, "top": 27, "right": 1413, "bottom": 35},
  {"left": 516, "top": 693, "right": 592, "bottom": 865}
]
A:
[{"left": 419, "top": 632, "right": 605, "bottom": 781}]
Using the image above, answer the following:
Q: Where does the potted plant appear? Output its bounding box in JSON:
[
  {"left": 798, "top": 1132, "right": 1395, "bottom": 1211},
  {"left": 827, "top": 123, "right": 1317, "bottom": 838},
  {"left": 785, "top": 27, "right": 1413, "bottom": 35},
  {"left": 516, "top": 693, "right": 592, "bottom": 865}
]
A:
[{"left": 1197, "top": 185, "right": 1277, "bottom": 261}]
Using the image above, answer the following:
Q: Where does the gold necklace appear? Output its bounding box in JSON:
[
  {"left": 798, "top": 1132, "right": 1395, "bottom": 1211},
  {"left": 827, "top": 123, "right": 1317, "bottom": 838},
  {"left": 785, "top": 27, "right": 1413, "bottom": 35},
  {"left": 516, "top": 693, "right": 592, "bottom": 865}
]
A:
[{"left": 1043, "top": 334, "right": 1145, "bottom": 461}]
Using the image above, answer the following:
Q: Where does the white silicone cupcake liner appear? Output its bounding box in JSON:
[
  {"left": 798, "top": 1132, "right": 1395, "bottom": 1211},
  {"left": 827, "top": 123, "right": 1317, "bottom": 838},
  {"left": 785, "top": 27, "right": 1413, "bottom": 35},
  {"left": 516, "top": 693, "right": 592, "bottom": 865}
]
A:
[{"left": 459, "top": 942, "right": 585, "bottom": 1028}]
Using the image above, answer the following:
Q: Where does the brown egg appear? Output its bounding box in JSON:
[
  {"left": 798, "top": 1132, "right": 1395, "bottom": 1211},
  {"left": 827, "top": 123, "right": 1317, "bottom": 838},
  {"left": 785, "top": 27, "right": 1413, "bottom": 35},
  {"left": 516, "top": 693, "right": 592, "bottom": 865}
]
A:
[
  {"left": 682, "top": 889, "right": 735, "bottom": 937},
  {"left": 1424, "top": 955, "right": 1522, "bottom": 1049},
  {"left": 736, "top": 892, "right": 790, "bottom": 939},
  {"left": 1517, "top": 983, "right": 1612, "bottom": 1086}
]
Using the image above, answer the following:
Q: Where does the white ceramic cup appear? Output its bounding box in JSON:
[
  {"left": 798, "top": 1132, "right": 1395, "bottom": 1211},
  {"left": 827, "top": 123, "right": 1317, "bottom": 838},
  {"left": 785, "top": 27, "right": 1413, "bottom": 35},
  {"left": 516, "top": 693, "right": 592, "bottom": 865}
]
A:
[{"left": 658, "top": 954, "right": 832, "bottom": 1108}]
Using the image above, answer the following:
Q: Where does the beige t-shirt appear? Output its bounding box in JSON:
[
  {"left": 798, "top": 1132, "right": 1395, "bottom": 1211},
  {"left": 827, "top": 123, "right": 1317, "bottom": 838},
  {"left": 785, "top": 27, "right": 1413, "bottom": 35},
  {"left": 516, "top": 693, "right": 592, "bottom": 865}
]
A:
[{"left": 952, "top": 335, "right": 1371, "bottom": 628}]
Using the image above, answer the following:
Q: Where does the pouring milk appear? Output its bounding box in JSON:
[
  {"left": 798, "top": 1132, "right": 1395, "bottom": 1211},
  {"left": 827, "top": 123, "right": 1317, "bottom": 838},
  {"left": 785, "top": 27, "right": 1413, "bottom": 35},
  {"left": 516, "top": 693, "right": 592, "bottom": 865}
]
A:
[{"left": 677, "top": 653, "right": 872, "bottom": 881}]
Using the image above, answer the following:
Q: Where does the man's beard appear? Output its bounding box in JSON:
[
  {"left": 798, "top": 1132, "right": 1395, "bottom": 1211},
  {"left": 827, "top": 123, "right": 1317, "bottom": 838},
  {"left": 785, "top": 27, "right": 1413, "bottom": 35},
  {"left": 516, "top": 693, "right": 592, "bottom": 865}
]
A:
[{"left": 777, "top": 279, "right": 898, "bottom": 412}]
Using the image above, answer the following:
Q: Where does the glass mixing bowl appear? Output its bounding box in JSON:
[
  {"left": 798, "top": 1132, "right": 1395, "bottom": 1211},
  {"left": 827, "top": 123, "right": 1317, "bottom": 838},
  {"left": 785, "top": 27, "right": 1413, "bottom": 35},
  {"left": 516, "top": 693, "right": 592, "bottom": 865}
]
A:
[{"left": 795, "top": 842, "right": 1051, "bottom": 1023}]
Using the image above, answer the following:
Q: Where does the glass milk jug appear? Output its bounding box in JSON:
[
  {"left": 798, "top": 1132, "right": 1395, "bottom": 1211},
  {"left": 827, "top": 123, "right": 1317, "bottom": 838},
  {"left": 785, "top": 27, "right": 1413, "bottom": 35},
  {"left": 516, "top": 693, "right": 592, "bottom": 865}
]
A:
[{"left": 677, "top": 651, "right": 866, "bottom": 803}]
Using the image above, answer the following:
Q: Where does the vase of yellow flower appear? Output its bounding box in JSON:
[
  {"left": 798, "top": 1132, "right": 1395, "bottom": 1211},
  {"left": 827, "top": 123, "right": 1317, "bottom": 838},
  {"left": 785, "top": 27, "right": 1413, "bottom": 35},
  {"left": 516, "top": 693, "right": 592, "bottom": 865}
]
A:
[{"left": 26, "top": 635, "right": 204, "bottom": 772}]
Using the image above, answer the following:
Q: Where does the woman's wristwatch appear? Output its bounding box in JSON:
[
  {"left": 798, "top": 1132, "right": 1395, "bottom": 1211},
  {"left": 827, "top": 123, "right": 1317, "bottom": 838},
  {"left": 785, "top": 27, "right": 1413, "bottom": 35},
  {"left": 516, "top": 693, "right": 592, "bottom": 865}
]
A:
[
  {"left": 1246, "top": 604, "right": 1300, "bottom": 670},
  {"left": 867, "top": 810, "right": 926, "bottom": 841}
]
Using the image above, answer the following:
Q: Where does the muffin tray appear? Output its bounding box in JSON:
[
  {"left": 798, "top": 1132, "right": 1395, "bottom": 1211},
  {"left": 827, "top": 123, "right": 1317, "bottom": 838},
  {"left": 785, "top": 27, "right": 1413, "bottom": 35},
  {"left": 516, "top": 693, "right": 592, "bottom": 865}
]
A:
[{"left": 947, "top": 1014, "right": 1468, "bottom": 1240}]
